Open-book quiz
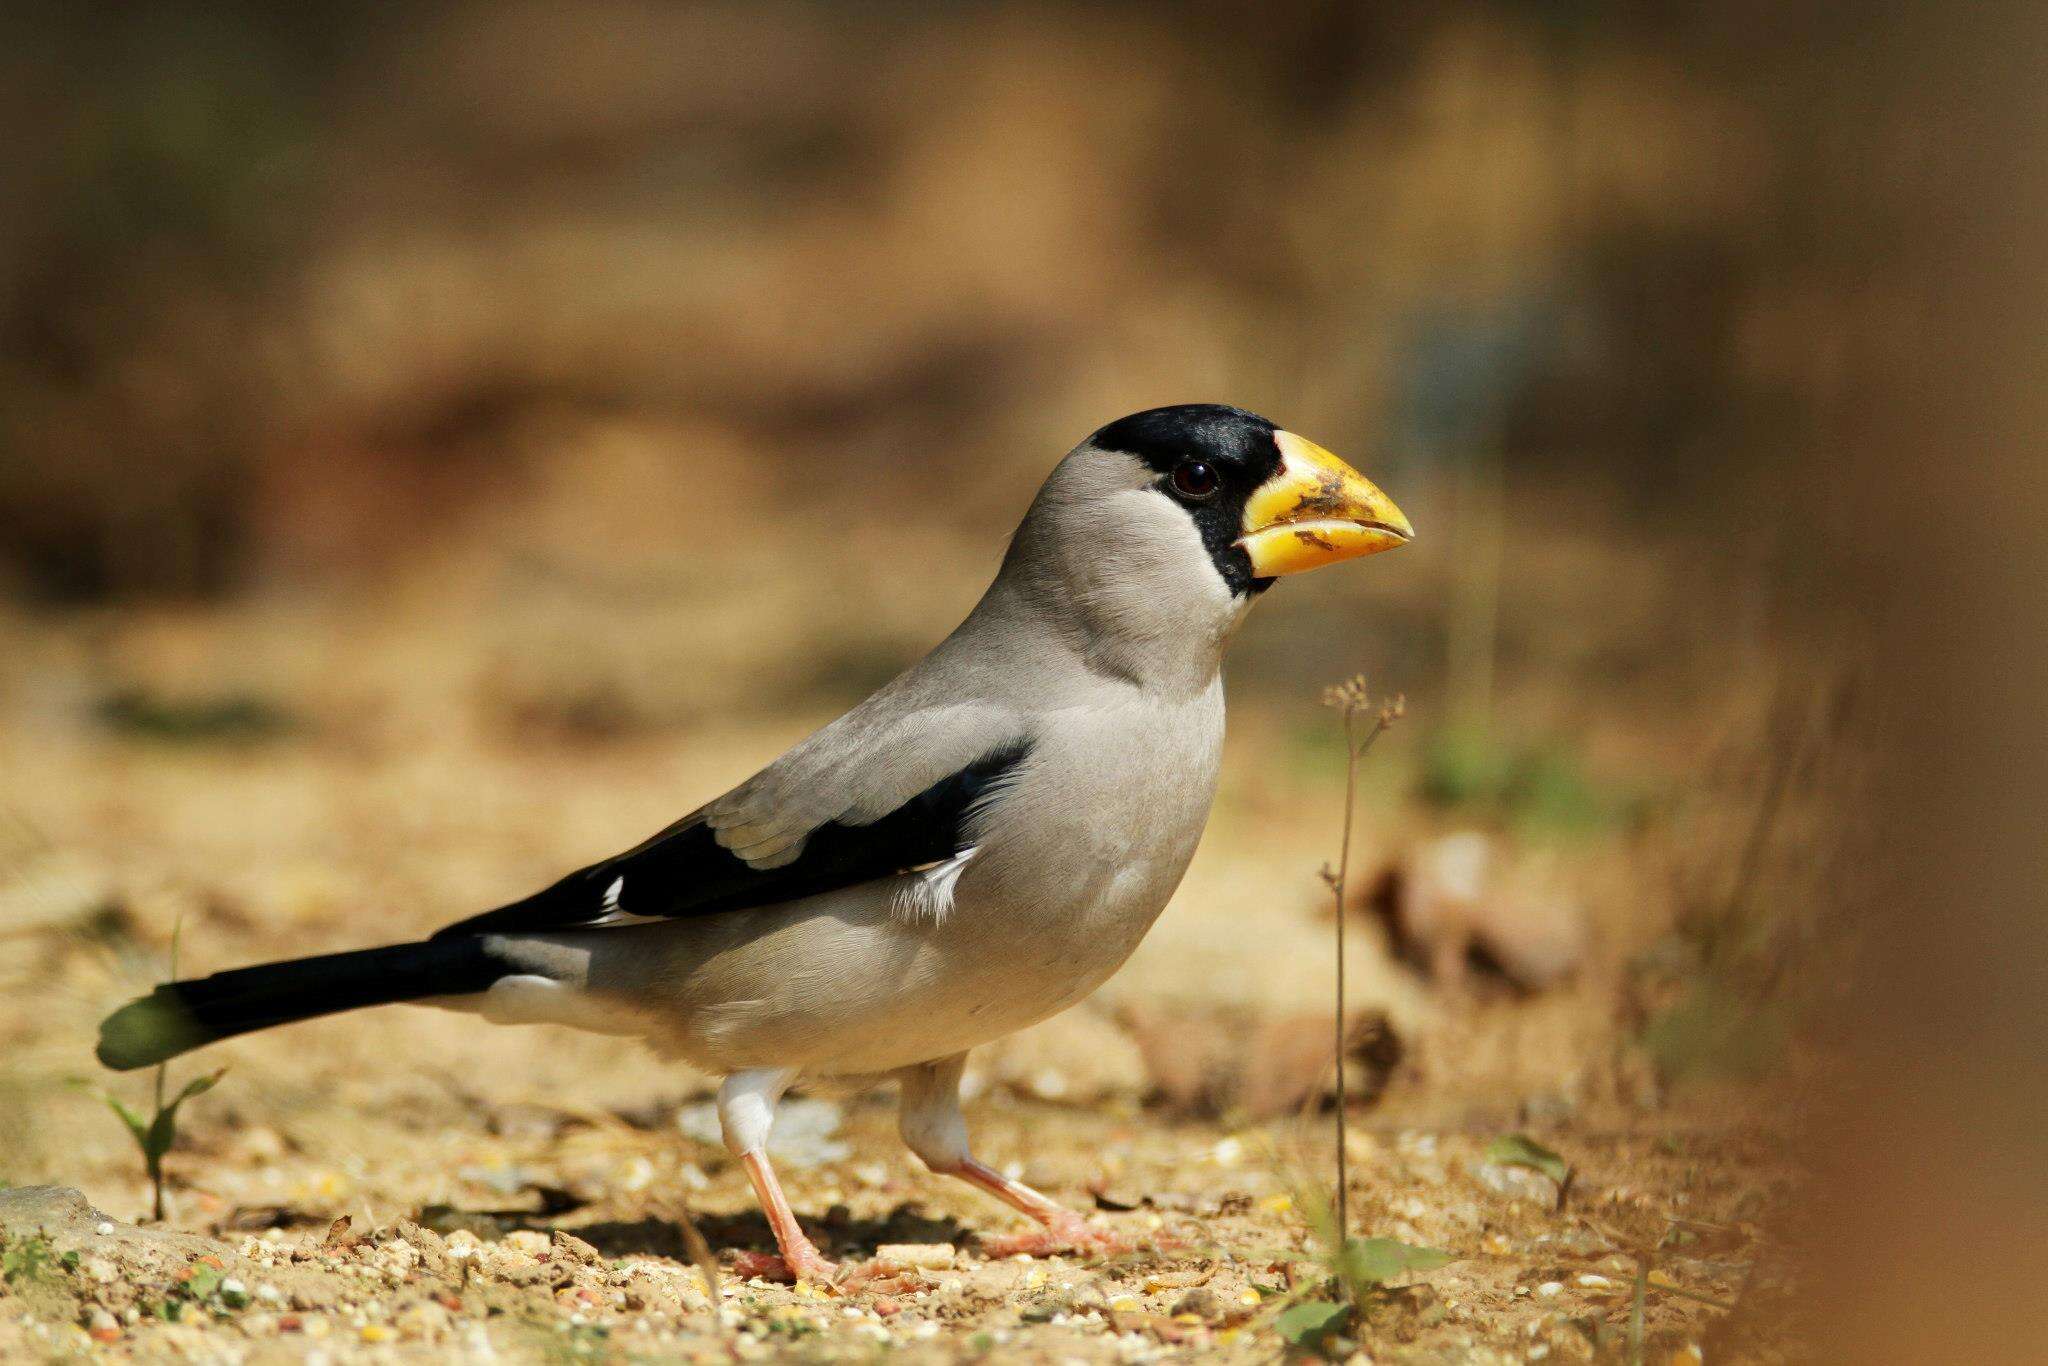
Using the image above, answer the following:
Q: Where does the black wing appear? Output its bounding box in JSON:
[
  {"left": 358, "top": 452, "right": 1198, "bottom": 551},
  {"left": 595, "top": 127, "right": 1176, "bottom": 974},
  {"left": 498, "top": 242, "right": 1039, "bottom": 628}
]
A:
[{"left": 434, "top": 737, "right": 1033, "bottom": 939}]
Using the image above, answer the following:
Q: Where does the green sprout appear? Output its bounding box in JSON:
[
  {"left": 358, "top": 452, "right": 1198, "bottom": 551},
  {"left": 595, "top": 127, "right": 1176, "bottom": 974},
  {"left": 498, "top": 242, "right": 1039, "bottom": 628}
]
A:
[
  {"left": 91, "top": 919, "right": 225, "bottom": 1221},
  {"left": 1268, "top": 1183, "right": 1455, "bottom": 1358}
]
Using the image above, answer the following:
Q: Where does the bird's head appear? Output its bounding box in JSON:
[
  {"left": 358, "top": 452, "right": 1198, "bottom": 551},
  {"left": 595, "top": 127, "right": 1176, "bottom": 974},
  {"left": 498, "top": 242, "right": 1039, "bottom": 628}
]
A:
[
  {"left": 1087, "top": 403, "right": 1413, "bottom": 593},
  {"left": 996, "top": 405, "right": 1413, "bottom": 680}
]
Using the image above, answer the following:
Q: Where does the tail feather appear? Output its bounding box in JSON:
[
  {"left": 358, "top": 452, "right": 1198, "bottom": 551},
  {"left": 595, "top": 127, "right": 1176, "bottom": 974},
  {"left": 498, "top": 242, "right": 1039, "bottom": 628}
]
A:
[{"left": 96, "top": 938, "right": 517, "bottom": 1071}]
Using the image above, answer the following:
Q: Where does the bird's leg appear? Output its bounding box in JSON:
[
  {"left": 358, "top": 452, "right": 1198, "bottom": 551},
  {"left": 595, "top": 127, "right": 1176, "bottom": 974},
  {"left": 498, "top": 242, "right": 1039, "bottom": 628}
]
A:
[
  {"left": 898, "top": 1054, "right": 1133, "bottom": 1258},
  {"left": 717, "top": 1068, "right": 839, "bottom": 1283}
]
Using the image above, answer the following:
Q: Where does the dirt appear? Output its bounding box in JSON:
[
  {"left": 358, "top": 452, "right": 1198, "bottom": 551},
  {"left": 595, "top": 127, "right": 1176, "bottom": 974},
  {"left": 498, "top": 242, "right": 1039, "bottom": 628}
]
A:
[{"left": 0, "top": 1090, "right": 1797, "bottom": 1363}]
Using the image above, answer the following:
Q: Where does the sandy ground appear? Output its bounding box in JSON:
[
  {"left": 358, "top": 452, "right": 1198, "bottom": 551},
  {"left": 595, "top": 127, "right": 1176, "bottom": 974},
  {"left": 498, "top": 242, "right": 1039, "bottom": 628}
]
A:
[
  {"left": 0, "top": 585, "right": 1806, "bottom": 1361},
  {"left": 0, "top": 1095, "right": 1794, "bottom": 1363}
]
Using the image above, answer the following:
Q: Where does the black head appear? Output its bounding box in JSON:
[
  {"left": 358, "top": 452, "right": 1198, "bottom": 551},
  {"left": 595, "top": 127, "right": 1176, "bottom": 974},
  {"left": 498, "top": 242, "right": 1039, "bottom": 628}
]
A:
[{"left": 1089, "top": 403, "right": 1286, "bottom": 595}]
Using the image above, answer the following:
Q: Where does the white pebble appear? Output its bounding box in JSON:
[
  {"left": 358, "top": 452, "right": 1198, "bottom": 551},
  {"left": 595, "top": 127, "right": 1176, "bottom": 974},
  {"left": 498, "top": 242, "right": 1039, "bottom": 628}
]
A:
[
  {"left": 94, "top": 1222, "right": 114, "bottom": 1236},
  {"left": 1536, "top": 1281, "right": 1564, "bottom": 1298}
]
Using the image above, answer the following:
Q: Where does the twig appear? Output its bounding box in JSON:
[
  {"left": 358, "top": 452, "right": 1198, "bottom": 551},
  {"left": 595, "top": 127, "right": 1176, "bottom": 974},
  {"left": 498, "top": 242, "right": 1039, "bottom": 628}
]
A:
[
  {"left": 153, "top": 918, "right": 184, "bottom": 1222},
  {"left": 1320, "top": 677, "right": 1405, "bottom": 1244}
]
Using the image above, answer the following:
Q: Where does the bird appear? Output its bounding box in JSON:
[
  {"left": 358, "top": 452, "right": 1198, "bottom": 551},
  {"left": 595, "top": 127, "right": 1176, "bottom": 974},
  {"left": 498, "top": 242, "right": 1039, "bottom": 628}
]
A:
[{"left": 97, "top": 403, "right": 1412, "bottom": 1282}]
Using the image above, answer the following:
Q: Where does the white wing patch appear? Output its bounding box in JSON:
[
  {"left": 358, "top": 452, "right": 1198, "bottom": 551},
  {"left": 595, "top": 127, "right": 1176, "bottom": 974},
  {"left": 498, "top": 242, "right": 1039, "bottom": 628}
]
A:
[
  {"left": 891, "top": 847, "right": 977, "bottom": 924},
  {"left": 588, "top": 874, "right": 659, "bottom": 927}
]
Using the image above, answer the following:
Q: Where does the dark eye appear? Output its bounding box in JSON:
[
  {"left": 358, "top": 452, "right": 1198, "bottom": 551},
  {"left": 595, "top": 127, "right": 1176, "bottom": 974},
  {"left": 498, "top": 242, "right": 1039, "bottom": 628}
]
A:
[{"left": 1171, "top": 460, "right": 1220, "bottom": 500}]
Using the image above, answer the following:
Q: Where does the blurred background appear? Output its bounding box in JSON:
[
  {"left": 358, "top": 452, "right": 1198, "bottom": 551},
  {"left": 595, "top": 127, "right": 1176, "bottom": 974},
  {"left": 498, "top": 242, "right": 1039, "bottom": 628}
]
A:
[{"left": 0, "top": 2, "right": 2038, "bottom": 1360}]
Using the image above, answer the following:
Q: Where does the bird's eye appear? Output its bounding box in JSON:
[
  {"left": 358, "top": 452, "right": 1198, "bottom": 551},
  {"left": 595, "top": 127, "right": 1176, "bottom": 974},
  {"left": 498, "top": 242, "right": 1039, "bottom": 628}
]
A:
[{"left": 1171, "top": 460, "right": 1220, "bottom": 500}]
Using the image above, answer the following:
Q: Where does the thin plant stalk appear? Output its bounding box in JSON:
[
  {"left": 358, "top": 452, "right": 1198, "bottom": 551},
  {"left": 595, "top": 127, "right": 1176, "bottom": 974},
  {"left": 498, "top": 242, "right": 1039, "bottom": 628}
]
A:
[
  {"left": 148, "top": 918, "right": 185, "bottom": 1220},
  {"left": 1322, "top": 678, "right": 1404, "bottom": 1244}
]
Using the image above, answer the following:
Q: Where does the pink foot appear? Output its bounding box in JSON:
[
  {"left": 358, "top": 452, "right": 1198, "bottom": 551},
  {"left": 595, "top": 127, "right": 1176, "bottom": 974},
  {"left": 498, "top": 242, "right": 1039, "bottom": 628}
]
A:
[
  {"left": 980, "top": 1212, "right": 1142, "bottom": 1260},
  {"left": 730, "top": 1246, "right": 841, "bottom": 1284}
]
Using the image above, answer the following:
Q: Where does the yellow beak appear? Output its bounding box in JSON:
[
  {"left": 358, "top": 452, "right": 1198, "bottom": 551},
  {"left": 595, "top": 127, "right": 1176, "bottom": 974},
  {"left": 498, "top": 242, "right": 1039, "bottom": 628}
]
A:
[{"left": 1238, "top": 431, "right": 1414, "bottom": 577}]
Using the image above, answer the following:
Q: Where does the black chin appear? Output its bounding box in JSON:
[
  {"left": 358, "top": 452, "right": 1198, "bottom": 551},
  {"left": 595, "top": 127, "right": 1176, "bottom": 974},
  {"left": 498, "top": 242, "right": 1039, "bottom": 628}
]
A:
[{"left": 1206, "top": 537, "right": 1265, "bottom": 596}]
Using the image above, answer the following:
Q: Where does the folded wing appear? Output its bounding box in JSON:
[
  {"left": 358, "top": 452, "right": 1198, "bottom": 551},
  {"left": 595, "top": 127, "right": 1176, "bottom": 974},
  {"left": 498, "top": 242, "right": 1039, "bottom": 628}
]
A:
[{"left": 435, "top": 703, "right": 1031, "bottom": 938}]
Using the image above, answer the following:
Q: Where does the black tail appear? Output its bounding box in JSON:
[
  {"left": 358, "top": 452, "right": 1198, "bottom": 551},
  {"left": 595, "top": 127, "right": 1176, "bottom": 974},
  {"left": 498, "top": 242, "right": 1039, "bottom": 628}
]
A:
[{"left": 96, "top": 938, "right": 516, "bottom": 1071}]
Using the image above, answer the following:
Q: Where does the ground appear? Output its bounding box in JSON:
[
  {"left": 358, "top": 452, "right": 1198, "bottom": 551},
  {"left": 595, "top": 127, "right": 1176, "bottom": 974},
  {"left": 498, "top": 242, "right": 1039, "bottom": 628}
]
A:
[{"left": 0, "top": 1098, "right": 1794, "bottom": 1363}]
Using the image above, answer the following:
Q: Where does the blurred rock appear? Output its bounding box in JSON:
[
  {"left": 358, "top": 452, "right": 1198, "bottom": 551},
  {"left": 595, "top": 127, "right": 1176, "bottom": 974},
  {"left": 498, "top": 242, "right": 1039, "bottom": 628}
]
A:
[
  {"left": 1362, "top": 832, "right": 1588, "bottom": 992},
  {"left": 0, "top": 1186, "right": 224, "bottom": 1275}
]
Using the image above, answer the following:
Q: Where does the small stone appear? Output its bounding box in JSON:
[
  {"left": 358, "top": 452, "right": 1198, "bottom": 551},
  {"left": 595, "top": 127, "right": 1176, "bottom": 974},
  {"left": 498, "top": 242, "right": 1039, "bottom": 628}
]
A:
[
  {"left": 85, "top": 1308, "right": 120, "bottom": 1343},
  {"left": 503, "top": 1230, "right": 551, "bottom": 1256},
  {"left": 94, "top": 1222, "right": 114, "bottom": 1237},
  {"left": 360, "top": 1322, "right": 394, "bottom": 1342},
  {"left": 1536, "top": 1281, "right": 1564, "bottom": 1298},
  {"left": 1170, "top": 1288, "right": 1227, "bottom": 1321},
  {"left": 1473, "top": 1160, "right": 1562, "bottom": 1207},
  {"left": 875, "top": 1243, "right": 955, "bottom": 1270},
  {"left": 395, "top": 1303, "right": 444, "bottom": 1338}
]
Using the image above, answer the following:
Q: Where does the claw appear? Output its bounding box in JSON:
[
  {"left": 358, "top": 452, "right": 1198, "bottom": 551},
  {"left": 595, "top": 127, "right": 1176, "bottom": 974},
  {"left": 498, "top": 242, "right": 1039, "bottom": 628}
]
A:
[{"left": 730, "top": 1247, "right": 841, "bottom": 1284}]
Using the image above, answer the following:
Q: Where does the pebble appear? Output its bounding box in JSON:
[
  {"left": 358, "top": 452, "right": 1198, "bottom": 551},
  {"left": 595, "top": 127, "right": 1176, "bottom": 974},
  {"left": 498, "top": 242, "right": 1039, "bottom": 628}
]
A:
[
  {"left": 94, "top": 1221, "right": 114, "bottom": 1236},
  {"left": 876, "top": 1243, "right": 955, "bottom": 1270},
  {"left": 1536, "top": 1282, "right": 1564, "bottom": 1298},
  {"left": 85, "top": 1308, "right": 120, "bottom": 1343},
  {"left": 1472, "top": 1160, "right": 1562, "bottom": 1206}
]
